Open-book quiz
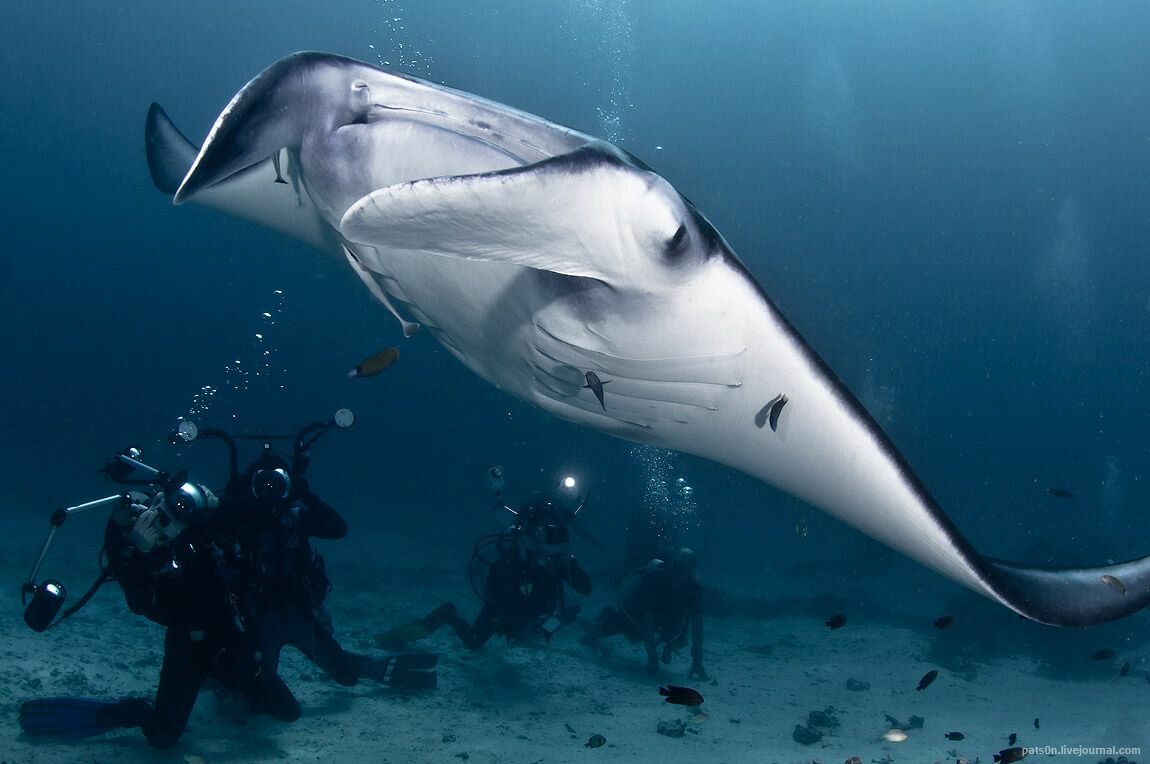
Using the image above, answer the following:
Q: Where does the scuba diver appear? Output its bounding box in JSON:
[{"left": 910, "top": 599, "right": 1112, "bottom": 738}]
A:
[
  {"left": 217, "top": 423, "right": 434, "bottom": 722},
  {"left": 381, "top": 471, "right": 593, "bottom": 650},
  {"left": 17, "top": 410, "right": 436, "bottom": 748},
  {"left": 581, "top": 547, "right": 707, "bottom": 680}
]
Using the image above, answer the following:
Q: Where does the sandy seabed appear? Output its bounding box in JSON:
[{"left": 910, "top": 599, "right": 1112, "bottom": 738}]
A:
[{"left": 2, "top": 559, "right": 1146, "bottom": 764}]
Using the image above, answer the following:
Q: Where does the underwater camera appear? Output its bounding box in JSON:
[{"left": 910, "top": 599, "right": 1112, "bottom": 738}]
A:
[
  {"left": 538, "top": 522, "right": 572, "bottom": 565},
  {"left": 20, "top": 447, "right": 213, "bottom": 631}
]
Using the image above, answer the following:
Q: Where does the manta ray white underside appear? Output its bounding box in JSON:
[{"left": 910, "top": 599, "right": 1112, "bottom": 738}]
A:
[{"left": 145, "top": 52, "right": 1150, "bottom": 626}]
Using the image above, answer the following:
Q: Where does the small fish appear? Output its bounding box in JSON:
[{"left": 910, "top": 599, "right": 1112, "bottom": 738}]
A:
[
  {"left": 882, "top": 729, "right": 908, "bottom": 743},
  {"left": 1033, "top": 717, "right": 1039, "bottom": 730},
  {"left": 1101, "top": 574, "right": 1127, "bottom": 595},
  {"left": 1008, "top": 732, "right": 1017, "bottom": 745},
  {"left": 348, "top": 347, "right": 399, "bottom": 378},
  {"left": 583, "top": 371, "right": 609, "bottom": 410},
  {"left": 659, "top": 685, "right": 704, "bottom": 706},
  {"left": 585, "top": 734, "right": 606, "bottom": 748},
  {"left": 1091, "top": 648, "right": 1115, "bottom": 661},
  {"left": 994, "top": 746, "right": 1027, "bottom": 763},
  {"left": 795, "top": 517, "right": 809, "bottom": 538},
  {"left": 916, "top": 669, "right": 939, "bottom": 691},
  {"left": 755, "top": 392, "right": 789, "bottom": 431},
  {"left": 688, "top": 711, "right": 709, "bottom": 725},
  {"left": 1120, "top": 661, "right": 1131, "bottom": 676},
  {"left": 933, "top": 614, "right": 954, "bottom": 629},
  {"left": 1046, "top": 487, "right": 1073, "bottom": 499},
  {"left": 825, "top": 614, "right": 847, "bottom": 630},
  {"left": 945, "top": 731, "right": 965, "bottom": 741}
]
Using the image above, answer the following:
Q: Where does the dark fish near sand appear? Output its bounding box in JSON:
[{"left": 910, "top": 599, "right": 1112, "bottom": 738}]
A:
[
  {"left": 825, "top": 614, "right": 847, "bottom": 630},
  {"left": 994, "top": 746, "right": 1027, "bottom": 763},
  {"left": 1101, "top": 574, "right": 1127, "bottom": 595},
  {"left": 585, "top": 734, "right": 606, "bottom": 748},
  {"left": 659, "top": 685, "right": 704, "bottom": 706},
  {"left": 1120, "top": 661, "right": 1130, "bottom": 676},
  {"left": 933, "top": 615, "right": 954, "bottom": 629},
  {"left": 1092, "top": 649, "right": 1115, "bottom": 661},
  {"left": 1033, "top": 717, "right": 1039, "bottom": 730},
  {"left": 348, "top": 347, "right": 399, "bottom": 378},
  {"left": 1008, "top": 732, "right": 1017, "bottom": 745},
  {"left": 1047, "top": 487, "right": 1073, "bottom": 499},
  {"left": 916, "top": 669, "right": 939, "bottom": 691},
  {"left": 945, "top": 732, "right": 965, "bottom": 741},
  {"left": 583, "top": 371, "right": 609, "bottom": 410}
]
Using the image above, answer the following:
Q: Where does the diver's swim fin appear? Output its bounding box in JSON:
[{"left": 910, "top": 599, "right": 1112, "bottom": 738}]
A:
[
  {"left": 376, "top": 603, "right": 460, "bottom": 648},
  {"left": 364, "top": 652, "right": 439, "bottom": 690},
  {"left": 375, "top": 622, "right": 435, "bottom": 649},
  {"left": 388, "top": 668, "right": 438, "bottom": 691},
  {"left": 18, "top": 697, "right": 150, "bottom": 739}
]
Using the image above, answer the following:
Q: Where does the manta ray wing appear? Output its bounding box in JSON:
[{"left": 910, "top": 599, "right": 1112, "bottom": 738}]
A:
[
  {"left": 147, "top": 51, "right": 1150, "bottom": 627},
  {"left": 146, "top": 103, "right": 334, "bottom": 251}
]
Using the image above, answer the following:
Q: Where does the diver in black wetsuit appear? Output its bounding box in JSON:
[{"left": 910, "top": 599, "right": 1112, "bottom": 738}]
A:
[
  {"left": 221, "top": 447, "right": 411, "bottom": 721},
  {"left": 392, "top": 494, "right": 592, "bottom": 650},
  {"left": 95, "top": 455, "right": 428, "bottom": 746},
  {"left": 90, "top": 482, "right": 249, "bottom": 748},
  {"left": 582, "top": 547, "right": 707, "bottom": 679},
  {"left": 17, "top": 414, "right": 435, "bottom": 749}
]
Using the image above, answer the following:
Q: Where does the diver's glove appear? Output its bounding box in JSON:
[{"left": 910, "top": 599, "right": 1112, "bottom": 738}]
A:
[{"left": 128, "top": 508, "right": 166, "bottom": 553}]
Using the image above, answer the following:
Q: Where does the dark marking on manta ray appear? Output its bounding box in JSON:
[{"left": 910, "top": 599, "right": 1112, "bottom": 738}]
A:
[
  {"left": 755, "top": 393, "right": 789, "bottom": 431},
  {"left": 583, "top": 371, "right": 609, "bottom": 410},
  {"left": 272, "top": 149, "right": 288, "bottom": 184}
]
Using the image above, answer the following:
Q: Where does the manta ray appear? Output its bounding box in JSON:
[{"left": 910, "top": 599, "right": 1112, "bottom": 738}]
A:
[{"left": 146, "top": 51, "right": 1149, "bottom": 626}]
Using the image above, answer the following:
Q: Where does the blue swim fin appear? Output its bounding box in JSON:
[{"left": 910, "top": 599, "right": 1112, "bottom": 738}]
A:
[{"left": 19, "top": 696, "right": 149, "bottom": 739}]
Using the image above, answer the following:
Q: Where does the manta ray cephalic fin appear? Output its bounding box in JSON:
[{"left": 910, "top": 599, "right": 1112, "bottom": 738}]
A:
[{"left": 340, "top": 145, "right": 680, "bottom": 284}]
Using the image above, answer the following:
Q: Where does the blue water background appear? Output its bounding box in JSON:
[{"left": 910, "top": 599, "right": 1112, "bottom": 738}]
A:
[{"left": 1, "top": 1, "right": 1148, "bottom": 643}]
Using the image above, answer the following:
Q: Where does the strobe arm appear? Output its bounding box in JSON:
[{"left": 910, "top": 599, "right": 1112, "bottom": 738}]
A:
[{"left": 23, "top": 494, "right": 131, "bottom": 594}]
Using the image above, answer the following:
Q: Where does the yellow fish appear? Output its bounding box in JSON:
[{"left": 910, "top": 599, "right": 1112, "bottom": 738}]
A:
[{"left": 348, "top": 347, "right": 399, "bottom": 378}]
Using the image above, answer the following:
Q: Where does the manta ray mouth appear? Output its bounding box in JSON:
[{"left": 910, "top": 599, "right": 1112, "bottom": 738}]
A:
[{"left": 530, "top": 322, "right": 745, "bottom": 427}]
